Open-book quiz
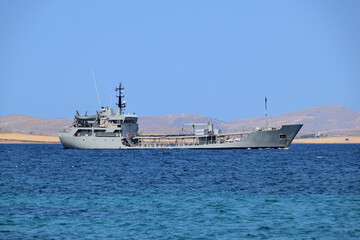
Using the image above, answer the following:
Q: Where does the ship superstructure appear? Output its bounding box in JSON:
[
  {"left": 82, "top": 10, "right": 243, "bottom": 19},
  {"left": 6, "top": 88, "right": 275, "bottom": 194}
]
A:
[{"left": 59, "top": 83, "right": 302, "bottom": 149}]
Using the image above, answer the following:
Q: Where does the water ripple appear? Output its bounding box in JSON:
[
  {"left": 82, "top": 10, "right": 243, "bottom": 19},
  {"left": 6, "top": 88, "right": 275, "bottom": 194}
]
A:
[{"left": 0, "top": 143, "right": 359, "bottom": 239}]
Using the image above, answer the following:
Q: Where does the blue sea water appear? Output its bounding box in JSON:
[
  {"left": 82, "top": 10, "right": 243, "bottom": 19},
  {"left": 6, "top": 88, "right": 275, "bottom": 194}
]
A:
[{"left": 0, "top": 144, "right": 359, "bottom": 239}]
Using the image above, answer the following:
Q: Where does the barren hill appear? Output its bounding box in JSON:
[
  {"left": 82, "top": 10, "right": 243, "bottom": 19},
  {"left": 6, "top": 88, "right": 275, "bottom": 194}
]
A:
[
  {"left": 138, "top": 114, "right": 230, "bottom": 134},
  {"left": 0, "top": 115, "right": 73, "bottom": 136},
  {"left": 0, "top": 105, "right": 359, "bottom": 136},
  {"left": 226, "top": 105, "right": 360, "bottom": 135}
]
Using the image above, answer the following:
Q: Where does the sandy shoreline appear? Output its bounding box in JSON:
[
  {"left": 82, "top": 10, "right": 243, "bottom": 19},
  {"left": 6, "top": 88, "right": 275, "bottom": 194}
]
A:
[
  {"left": 293, "top": 136, "right": 360, "bottom": 144},
  {"left": 0, "top": 133, "right": 60, "bottom": 144}
]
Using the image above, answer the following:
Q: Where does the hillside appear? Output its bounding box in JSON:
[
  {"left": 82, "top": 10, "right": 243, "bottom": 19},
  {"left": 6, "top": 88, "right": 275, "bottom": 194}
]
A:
[
  {"left": 0, "top": 105, "right": 359, "bottom": 136},
  {"left": 138, "top": 114, "right": 230, "bottom": 134},
  {"left": 0, "top": 115, "right": 73, "bottom": 136},
  {"left": 139, "top": 105, "right": 360, "bottom": 136},
  {"left": 226, "top": 105, "right": 360, "bottom": 135}
]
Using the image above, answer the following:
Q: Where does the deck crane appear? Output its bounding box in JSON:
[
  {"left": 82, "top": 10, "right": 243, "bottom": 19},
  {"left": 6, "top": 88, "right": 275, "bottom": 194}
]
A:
[{"left": 182, "top": 122, "right": 214, "bottom": 134}]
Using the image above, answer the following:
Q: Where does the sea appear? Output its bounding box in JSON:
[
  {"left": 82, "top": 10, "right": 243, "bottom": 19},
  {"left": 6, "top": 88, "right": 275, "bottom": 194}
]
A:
[{"left": 0, "top": 144, "right": 359, "bottom": 239}]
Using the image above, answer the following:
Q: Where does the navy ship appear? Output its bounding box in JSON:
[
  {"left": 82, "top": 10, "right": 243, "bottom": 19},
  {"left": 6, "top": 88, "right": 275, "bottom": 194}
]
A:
[{"left": 59, "top": 83, "right": 302, "bottom": 149}]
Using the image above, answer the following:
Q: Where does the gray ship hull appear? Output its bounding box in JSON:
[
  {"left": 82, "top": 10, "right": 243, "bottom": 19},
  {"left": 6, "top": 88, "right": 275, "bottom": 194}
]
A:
[
  {"left": 59, "top": 124, "right": 302, "bottom": 150},
  {"left": 59, "top": 83, "right": 303, "bottom": 150}
]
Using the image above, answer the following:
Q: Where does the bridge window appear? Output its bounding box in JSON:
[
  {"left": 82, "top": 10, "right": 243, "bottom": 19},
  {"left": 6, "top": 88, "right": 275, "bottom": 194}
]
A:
[
  {"left": 74, "top": 130, "right": 92, "bottom": 137},
  {"left": 124, "top": 119, "right": 136, "bottom": 123}
]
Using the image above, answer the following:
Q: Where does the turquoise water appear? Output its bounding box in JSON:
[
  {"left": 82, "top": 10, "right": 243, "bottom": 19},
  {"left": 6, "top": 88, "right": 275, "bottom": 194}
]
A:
[{"left": 1, "top": 144, "right": 360, "bottom": 239}]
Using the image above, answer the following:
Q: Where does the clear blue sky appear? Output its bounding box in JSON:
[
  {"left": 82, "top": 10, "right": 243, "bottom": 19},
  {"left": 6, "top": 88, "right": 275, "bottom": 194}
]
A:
[{"left": 1, "top": 0, "right": 359, "bottom": 121}]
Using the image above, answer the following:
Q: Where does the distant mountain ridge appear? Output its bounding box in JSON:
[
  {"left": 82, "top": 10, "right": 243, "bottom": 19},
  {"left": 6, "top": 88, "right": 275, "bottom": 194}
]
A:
[
  {"left": 226, "top": 105, "right": 360, "bottom": 133},
  {"left": 1, "top": 105, "right": 359, "bottom": 136},
  {"left": 0, "top": 115, "right": 73, "bottom": 136}
]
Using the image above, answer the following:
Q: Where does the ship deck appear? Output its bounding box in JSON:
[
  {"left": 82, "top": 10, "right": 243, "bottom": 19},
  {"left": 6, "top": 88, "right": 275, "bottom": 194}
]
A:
[{"left": 134, "top": 131, "right": 251, "bottom": 139}]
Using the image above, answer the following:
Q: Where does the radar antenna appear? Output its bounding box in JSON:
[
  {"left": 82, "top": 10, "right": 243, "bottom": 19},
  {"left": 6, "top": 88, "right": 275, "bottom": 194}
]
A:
[{"left": 115, "top": 82, "right": 126, "bottom": 115}]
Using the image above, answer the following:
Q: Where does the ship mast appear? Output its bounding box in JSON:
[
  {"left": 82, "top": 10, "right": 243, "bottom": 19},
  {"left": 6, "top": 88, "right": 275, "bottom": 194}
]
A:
[
  {"left": 265, "top": 96, "right": 268, "bottom": 127},
  {"left": 115, "top": 82, "right": 126, "bottom": 115}
]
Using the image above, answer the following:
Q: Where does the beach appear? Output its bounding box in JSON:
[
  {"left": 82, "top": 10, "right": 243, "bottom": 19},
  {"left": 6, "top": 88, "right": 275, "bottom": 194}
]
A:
[
  {"left": 293, "top": 136, "right": 360, "bottom": 144},
  {"left": 0, "top": 133, "right": 60, "bottom": 144}
]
